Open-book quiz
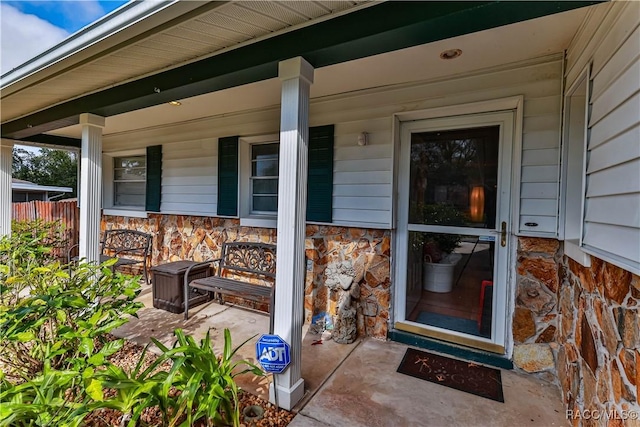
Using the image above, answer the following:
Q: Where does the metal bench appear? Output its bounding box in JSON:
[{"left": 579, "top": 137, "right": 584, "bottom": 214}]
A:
[
  {"left": 183, "top": 242, "right": 276, "bottom": 331},
  {"left": 100, "top": 229, "right": 152, "bottom": 284},
  {"left": 70, "top": 229, "right": 152, "bottom": 284}
]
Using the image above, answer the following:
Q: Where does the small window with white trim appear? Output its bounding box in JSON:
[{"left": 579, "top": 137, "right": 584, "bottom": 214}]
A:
[
  {"left": 250, "top": 143, "right": 279, "bottom": 214},
  {"left": 113, "top": 155, "right": 146, "bottom": 208}
]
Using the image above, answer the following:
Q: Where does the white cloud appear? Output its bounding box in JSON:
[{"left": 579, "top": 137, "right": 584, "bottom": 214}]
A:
[
  {"left": 60, "top": 1, "right": 105, "bottom": 29},
  {"left": 0, "top": 3, "right": 69, "bottom": 75}
]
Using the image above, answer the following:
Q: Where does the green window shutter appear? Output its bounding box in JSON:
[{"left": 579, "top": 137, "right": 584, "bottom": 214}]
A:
[
  {"left": 145, "top": 145, "right": 162, "bottom": 212},
  {"left": 307, "top": 125, "right": 334, "bottom": 223},
  {"left": 217, "top": 136, "right": 239, "bottom": 216}
]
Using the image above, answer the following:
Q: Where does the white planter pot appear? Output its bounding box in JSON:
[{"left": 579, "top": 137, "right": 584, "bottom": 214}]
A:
[{"left": 422, "top": 253, "right": 462, "bottom": 293}]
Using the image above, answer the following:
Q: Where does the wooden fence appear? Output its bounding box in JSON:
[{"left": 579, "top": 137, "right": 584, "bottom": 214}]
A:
[{"left": 12, "top": 199, "right": 79, "bottom": 260}]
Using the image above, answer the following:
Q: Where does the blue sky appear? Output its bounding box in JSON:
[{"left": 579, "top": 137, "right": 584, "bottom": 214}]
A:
[
  {"left": 1, "top": 0, "right": 129, "bottom": 74},
  {"left": 4, "top": 0, "right": 127, "bottom": 33}
]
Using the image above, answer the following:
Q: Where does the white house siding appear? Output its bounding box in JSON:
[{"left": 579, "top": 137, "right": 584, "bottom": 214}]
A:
[
  {"left": 332, "top": 119, "right": 392, "bottom": 227},
  {"left": 565, "top": 1, "right": 640, "bottom": 273},
  {"left": 103, "top": 57, "right": 564, "bottom": 234},
  {"left": 161, "top": 139, "right": 217, "bottom": 216}
]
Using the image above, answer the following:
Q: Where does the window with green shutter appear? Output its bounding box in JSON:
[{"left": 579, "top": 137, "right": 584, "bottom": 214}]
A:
[{"left": 235, "top": 126, "right": 334, "bottom": 224}]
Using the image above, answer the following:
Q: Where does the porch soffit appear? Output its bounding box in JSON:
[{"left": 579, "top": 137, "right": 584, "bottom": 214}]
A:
[
  {"left": 1, "top": 1, "right": 602, "bottom": 144},
  {"left": 0, "top": 1, "right": 369, "bottom": 124}
]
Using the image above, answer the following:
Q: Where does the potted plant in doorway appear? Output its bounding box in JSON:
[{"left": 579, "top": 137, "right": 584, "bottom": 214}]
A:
[{"left": 419, "top": 203, "right": 466, "bottom": 293}]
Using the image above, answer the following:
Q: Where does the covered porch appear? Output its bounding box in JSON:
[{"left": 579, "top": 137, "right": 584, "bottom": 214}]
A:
[
  {"left": 2, "top": 0, "right": 638, "bottom": 421},
  {"left": 113, "top": 282, "right": 567, "bottom": 426}
]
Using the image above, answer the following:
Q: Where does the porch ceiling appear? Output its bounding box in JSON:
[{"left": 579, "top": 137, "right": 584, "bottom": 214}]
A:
[
  {"left": 1, "top": 1, "right": 601, "bottom": 144},
  {"left": 48, "top": 5, "right": 594, "bottom": 140},
  {"left": 1, "top": 1, "right": 370, "bottom": 124}
]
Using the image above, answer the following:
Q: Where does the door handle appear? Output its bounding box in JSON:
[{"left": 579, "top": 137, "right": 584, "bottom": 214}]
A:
[{"left": 501, "top": 221, "right": 507, "bottom": 247}]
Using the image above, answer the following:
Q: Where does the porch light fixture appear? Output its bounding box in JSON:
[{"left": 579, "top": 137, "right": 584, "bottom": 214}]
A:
[
  {"left": 440, "top": 49, "right": 462, "bottom": 60},
  {"left": 168, "top": 101, "right": 181, "bottom": 106},
  {"left": 357, "top": 132, "right": 368, "bottom": 146}
]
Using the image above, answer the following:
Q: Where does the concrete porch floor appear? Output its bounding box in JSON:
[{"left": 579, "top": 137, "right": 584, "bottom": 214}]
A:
[{"left": 113, "top": 285, "right": 569, "bottom": 427}]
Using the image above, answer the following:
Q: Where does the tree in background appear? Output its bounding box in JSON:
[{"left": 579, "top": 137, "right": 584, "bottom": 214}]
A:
[{"left": 12, "top": 147, "right": 78, "bottom": 199}]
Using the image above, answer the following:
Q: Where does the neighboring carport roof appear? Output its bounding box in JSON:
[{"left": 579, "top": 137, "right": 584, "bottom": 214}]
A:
[
  {"left": 12, "top": 178, "right": 72, "bottom": 194},
  {"left": 1, "top": 1, "right": 602, "bottom": 145}
]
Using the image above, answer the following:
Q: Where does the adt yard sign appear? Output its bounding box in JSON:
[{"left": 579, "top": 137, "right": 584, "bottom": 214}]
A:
[{"left": 256, "top": 334, "right": 290, "bottom": 374}]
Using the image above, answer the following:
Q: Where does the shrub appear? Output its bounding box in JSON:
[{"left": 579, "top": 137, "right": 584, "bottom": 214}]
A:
[
  {"left": 0, "top": 221, "right": 142, "bottom": 426},
  {"left": 0, "top": 221, "right": 262, "bottom": 427}
]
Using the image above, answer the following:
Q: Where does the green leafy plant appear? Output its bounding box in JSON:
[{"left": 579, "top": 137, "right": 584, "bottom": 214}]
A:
[
  {"left": 152, "top": 329, "right": 263, "bottom": 427},
  {"left": 0, "top": 257, "right": 142, "bottom": 380},
  {"left": 91, "top": 343, "right": 164, "bottom": 426},
  {"left": 0, "top": 363, "right": 95, "bottom": 427},
  {"left": 0, "top": 220, "right": 142, "bottom": 427},
  {"left": 96, "top": 328, "right": 263, "bottom": 427},
  {"left": 0, "top": 222, "right": 264, "bottom": 427}
]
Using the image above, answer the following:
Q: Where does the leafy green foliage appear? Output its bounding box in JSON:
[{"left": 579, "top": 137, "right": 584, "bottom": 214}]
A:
[
  {"left": 0, "top": 221, "right": 141, "bottom": 426},
  {"left": 0, "top": 365, "right": 91, "bottom": 427},
  {"left": 94, "top": 329, "right": 263, "bottom": 427},
  {"left": 1, "top": 221, "right": 263, "bottom": 427},
  {"left": 0, "top": 220, "right": 67, "bottom": 284}
]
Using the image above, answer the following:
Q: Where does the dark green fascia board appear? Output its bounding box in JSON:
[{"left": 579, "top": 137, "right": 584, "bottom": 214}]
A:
[
  {"left": 17, "top": 133, "right": 81, "bottom": 149},
  {"left": 1, "top": 1, "right": 602, "bottom": 139}
]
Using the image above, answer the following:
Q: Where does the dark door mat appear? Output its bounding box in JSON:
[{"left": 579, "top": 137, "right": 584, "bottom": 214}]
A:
[{"left": 397, "top": 348, "right": 504, "bottom": 402}]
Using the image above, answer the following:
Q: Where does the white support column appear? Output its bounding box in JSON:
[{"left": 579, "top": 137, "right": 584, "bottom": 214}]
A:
[
  {"left": 78, "top": 113, "right": 105, "bottom": 264},
  {"left": 271, "top": 57, "right": 314, "bottom": 410},
  {"left": 0, "top": 139, "right": 14, "bottom": 237}
]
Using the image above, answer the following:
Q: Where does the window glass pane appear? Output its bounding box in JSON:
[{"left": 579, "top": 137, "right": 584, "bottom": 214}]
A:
[
  {"left": 114, "top": 156, "right": 146, "bottom": 207},
  {"left": 252, "top": 143, "right": 279, "bottom": 177},
  {"left": 252, "top": 144, "right": 279, "bottom": 160},
  {"left": 252, "top": 178, "right": 278, "bottom": 195},
  {"left": 253, "top": 159, "right": 278, "bottom": 176},
  {"left": 250, "top": 143, "right": 279, "bottom": 214},
  {"left": 114, "top": 182, "right": 145, "bottom": 206},
  {"left": 114, "top": 167, "right": 145, "bottom": 180},
  {"left": 115, "top": 157, "right": 146, "bottom": 169},
  {"left": 252, "top": 195, "right": 277, "bottom": 212}
]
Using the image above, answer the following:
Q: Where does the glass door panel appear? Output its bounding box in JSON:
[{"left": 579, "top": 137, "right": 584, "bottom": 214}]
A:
[
  {"left": 408, "top": 126, "right": 500, "bottom": 230},
  {"left": 396, "top": 112, "right": 513, "bottom": 353}
]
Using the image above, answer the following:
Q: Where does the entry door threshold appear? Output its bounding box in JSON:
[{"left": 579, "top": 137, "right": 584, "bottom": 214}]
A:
[{"left": 388, "top": 329, "right": 513, "bottom": 370}]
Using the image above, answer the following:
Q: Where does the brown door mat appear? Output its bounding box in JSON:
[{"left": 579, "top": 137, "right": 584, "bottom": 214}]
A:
[{"left": 397, "top": 347, "right": 504, "bottom": 402}]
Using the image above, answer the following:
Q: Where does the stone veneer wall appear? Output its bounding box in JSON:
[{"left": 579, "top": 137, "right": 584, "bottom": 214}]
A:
[
  {"left": 513, "top": 237, "right": 561, "bottom": 379},
  {"left": 558, "top": 255, "right": 639, "bottom": 426},
  {"left": 102, "top": 214, "right": 391, "bottom": 340},
  {"left": 514, "top": 237, "right": 639, "bottom": 424}
]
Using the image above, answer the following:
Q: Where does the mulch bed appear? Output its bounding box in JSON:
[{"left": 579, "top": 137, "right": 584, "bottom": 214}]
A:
[{"left": 84, "top": 336, "right": 294, "bottom": 426}]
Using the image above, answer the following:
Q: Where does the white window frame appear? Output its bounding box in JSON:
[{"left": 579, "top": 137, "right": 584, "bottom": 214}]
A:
[
  {"left": 239, "top": 134, "right": 279, "bottom": 228},
  {"left": 103, "top": 149, "right": 148, "bottom": 218},
  {"left": 559, "top": 66, "right": 591, "bottom": 267}
]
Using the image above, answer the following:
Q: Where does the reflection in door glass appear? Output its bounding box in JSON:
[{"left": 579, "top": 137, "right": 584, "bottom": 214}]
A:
[
  {"left": 409, "top": 126, "right": 500, "bottom": 229},
  {"left": 406, "top": 232, "right": 495, "bottom": 339}
]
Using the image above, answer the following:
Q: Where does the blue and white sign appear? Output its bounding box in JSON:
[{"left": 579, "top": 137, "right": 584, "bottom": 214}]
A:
[{"left": 256, "top": 334, "right": 290, "bottom": 374}]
